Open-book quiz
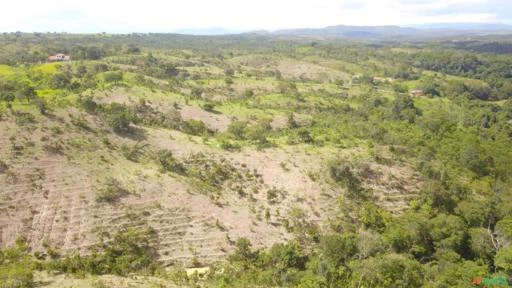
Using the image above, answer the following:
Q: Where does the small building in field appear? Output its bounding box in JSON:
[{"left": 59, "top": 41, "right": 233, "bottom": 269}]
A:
[
  {"left": 48, "top": 53, "right": 71, "bottom": 62},
  {"left": 410, "top": 89, "right": 424, "bottom": 97}
]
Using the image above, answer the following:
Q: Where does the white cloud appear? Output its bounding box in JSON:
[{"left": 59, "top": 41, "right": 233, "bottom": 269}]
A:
[{"left": 0, "top": 0, "right": 508, "bottom": 32}]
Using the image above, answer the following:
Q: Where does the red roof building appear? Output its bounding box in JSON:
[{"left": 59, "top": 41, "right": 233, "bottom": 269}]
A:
[{"left": 48, "top": 53, "right": 71, "bottom": 62}]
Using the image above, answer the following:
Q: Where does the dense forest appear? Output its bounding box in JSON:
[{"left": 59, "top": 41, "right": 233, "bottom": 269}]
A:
[{"left": 0, "top": 32, "right": 512, "bottom": 287}]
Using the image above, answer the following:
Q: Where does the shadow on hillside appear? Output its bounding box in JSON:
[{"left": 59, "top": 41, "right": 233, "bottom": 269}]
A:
[{"left": 117, "top": 126, "right": 147, "bottom": 141}]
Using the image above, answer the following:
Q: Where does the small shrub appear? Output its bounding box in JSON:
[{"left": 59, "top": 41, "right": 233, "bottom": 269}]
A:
[
  {"left": 95, "top": 178, "right": 129, "bottom": 203},
  {"left": 329, "top": 161, "right": 361, "bottom": 191},
  {"left": 201, "top": 102, "right": 215, "bottom": 112},
  {"left": 224, "top": 68, "right": 235, "bottom": 77},
  {"left": 191, "top": 87, "right": 203, "bottom": 98},
  {"left": 287, "top": 128, "right": 314, "bottom": 145},
  {"left": 155, "top": 149, "right": 186, "bottom": 175},
  {"left": 265, "top": 209, "right": 271, "bottom": 222},
  {"left": 136, "top": 104, "right": 183, "bottom": 130},
  {"left": 227, "top": 121, "right": 248, "bottom": 140},
  {"left": 224, "top": 77, "right": 234, "bottom": 85},
  {"left": 50, "top": 126, "right": 63, "bottom": 135},
  {"left": 107, "top": 112, "right": 132, "bottom": 133},
  {"left": 103, "top": 71, "right": 123, "bottom": 83},
  {"left": 99, "top": 103, "right": 135, "bottom": 134},
  {"left": 70, "top": 114, "right": 92, "bottom": 130},
  {"left": 228, "top": 238, "right": 257, "bottom": 263},
  {"left": 78, "top": 95, "right": 98, "bottom": 114},
  {"left": 34, "top": 98, "right": 49, "bottom": 115},
  {"left": 182, "top": 119, "right": 209, "bottom": 136},
  {"left": 267, "top": 187, "right": 285, "bottom": 205},
  {"left": 43, "top": 140, "right": 64, "bottom": 155},
  {"left": 0, "top": 160, "right": 7, "bottom": 174},
  {"left": 10, "top": 142, "right": 24, "bottom": 157},
  {"left": 14, "top": 111, "right": 35, "bottom": 125},
  {"left": 120, "top": 142, "right": 148, "bottom": 162},
  {"left": 186, "top": 155, "right": 234, "bottom": 187},
  {"left": 296, "top": 128, "right": 314, "bottom": 143},
  {"left": 246, "top": 121, "right": 272, "bottom": 147},
  {"left": 219, "top": 140, "right": 241, "bottom": 151},
  {"left": 244, "top": 89, "right": 254, "bottom": 98}
]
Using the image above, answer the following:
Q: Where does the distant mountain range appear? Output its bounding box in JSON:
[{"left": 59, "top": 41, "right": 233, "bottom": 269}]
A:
[
  {"left": 411, "top": 23, "right": 512, "bottom": 30},
  {"left": 253, "top": 23, "right": 512, "bottom": 39},
  {"left": 174, "top": 23, "right": 512, "bottom": 39},
  {"left": 174, "top": 27, "right": 242, "bottom": 36},
  {"left": 258, "top": 25, "right": 418, "bottom": 38}
]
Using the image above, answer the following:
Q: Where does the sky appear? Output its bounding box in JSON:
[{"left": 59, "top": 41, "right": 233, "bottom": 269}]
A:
[{"left": 0, "top": 0, "right": 510, "bottom": 33}]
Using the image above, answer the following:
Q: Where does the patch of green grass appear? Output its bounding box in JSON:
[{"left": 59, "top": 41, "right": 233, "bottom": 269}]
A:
[
  {"left": 297, "top": 82, "right": 339, "bottom": 93},
  {"left": 402, "top": 79, "right": 422, "bottom": 90},
  {"left": 217, "top": 101, "right": 281, "bottom": 120},
  {"left": 182, "top": 65, "right": 224, "bottom": 75},
  {"left": 32, "top": 62, "right": 61, "bottom": 75},
  {"left": 236, "top": 77, "right": 279, "bottom": 85},
  {"left": 413, "top": 95, "right": 451, "bottom": 111},
  {"left": 10, "top": 100, "right": 40, "bottom": 114},
  {"left": 0, "top": 64, "right": 15, "bottom": 76},
  {"left": 255, "top": 93, "right": 298, "bottom": 107},
  {"left": 295, "top": 46, "right": 314, "bottom": 53},
  {"left": 36, "top": 88, "right": 76, "bottom": 107}
]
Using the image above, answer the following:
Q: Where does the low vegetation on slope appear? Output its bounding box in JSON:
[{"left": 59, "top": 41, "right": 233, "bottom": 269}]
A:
[{"left": 0, "top": 33, "right": 511, "bottom": 287}]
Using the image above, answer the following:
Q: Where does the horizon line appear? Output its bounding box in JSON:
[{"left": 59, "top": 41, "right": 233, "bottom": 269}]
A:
[{"left": 2, "top": 22, "right": 511, "bottom": 35}]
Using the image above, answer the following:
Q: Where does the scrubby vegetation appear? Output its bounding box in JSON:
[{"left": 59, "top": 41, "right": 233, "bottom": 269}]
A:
[
  {"left": 0, "top": 238, "right": 36, "bottom": 288},
  {"left": 47, "top": 227, "right": 159, "bottom": 276},
  {"left": 95, "top": 178, "right": 129, "bottom": 203}
]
